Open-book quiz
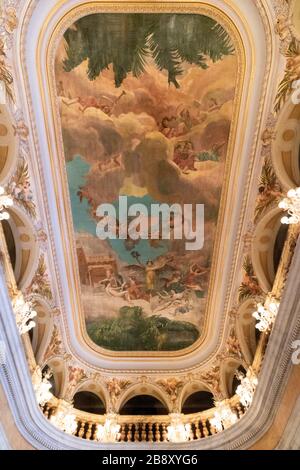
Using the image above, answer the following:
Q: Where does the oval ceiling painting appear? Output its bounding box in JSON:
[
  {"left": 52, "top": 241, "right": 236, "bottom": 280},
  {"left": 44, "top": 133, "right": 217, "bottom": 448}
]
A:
[{"left": 55, "top": 13, "right": 238, "bottom": 352}]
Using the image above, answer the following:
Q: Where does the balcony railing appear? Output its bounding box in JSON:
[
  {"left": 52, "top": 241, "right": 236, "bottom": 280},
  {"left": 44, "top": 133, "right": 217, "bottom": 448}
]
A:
[
  {"left": 41, "top": 395, "right": 244, "bottom": 443},
  {"left": 0, "top": 216, "right": 299, "bottom": 444}
]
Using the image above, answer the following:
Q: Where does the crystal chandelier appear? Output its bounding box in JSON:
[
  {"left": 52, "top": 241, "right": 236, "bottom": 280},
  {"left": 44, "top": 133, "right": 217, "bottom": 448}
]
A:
[
  {"left": 236, "top": 367, "right": 258, "bottom": 408},
  {"left": 0, "top": 186, "right": 13, "bottom": 220},
  {"left": 51, "top": 409, "right": 78, "bottom": 435},
  {"left": 278, "top": 188, "right": 300, "bottom": 224},
  {"left": 13, "top": 295, "right": 37, "bottom": 335},
  {"left": 252, "top": 300, "right": 279, "bottom": 332},
  {"left": 51, "top": 412, "right": 77, "bottom": 435},
  {"left": 167, "top": 414, "right": 191, "bottom": 443},
  {"left": 209, "top": 400, "right": 238, "bottom": 433},
  {"left": 96, "top": 414, "right": 121, "bottom": 443},
  {"left": 32, "top": 368, "right": 53, "bottom": 406}
]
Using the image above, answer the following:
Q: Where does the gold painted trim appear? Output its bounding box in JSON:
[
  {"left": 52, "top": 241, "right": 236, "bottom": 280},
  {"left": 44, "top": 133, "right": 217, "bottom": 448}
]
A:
[{"left": 40, "top": 2, "right": 247, "bottom": 359}]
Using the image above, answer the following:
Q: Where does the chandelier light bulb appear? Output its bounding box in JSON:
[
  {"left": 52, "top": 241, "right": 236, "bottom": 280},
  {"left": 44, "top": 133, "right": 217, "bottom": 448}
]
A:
[
  {"left": 287, "top": 189, "right": 296, "bottom": 198},
  {"left": 281, "top": 216, "right": 289, "bottom": 224},
  {"left": 96, "top": 414, "right": 121, "bottom": 443},
  {"left": 210, "top": 401, "right": 238, "bottom": 433},
  {"left": 236, "top": 368, "right": 258, "bottom": 408},
  {"left": 252, "top": 299, "right": 279, "bottom": 332},
  {"left": 1, "top": 197, "right": 13, "bottom": 207},
  {"left": 33, "top": 370, "right": 53, "bottom": 406},
  {"left": 0, "top": 186, "right": 13, "bottom": 220},
  {"left": 278, "top": 201, "right": 288, "bottom": 210},
  {"left": 167, "top": 414, "right": 191, "bottom": 443},
  {"left": 51, "top": 411, "right": 78, "bottom": 435},
  {"left": 279, "top": 188, "right": 300, "bottom": 225},
  {"left": 0, "top": 211, "right": 10, "bottom": 221},
  {"left": 13, "top": 295, "right": 37, "bottom": 335}
]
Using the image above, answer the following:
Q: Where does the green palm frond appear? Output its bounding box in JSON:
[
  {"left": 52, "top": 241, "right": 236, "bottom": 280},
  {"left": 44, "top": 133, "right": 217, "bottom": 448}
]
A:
[
  {"left": 32, "top": 257, "right": 52, "bottom": 300},
  {"left": 62, "top": 13, "right": 234, "bottom": 88},
  {"left": 14, "top": 160, "right": 29, "bottom": 186},
  {"left": 274, "top": 39, "right": 300, "bottom": 113},
  {"left": 274, "top": 73, "right": 293, "bottom": 114},
  {"left": 0, "top": 63, "right": 14, "bottom": 102},
  {"left": 0, "top": 42, "right": 15, "bottom": 102},
  {"left": 254, "top": 159, "right": 282, "bottom": 221},
  {"left": 287, "top": 38, "right": 300, "bottom": 57},
  {"left": 238, "top": 283, "right": 254, "bottom": 302},
  {"left": 132, "top": 46, "right": 149, "bottom": 77},
  {"left": 260, "top": 159, "right": 280, "bottom": 189},
  {"left": 37, "top": 257, "right": 46, "bottom": 277},
  {"left": 11, "top": 161, "right": 37, "bottom": 218},
  {"left": 243, "top": 255, "right": 254, "bottom": 276},
  {"left": 238, "top": 256, "right": 262, "bottom": 302},
  {"left": 148, "top": 40, "right": 183, "bottom": 87}
]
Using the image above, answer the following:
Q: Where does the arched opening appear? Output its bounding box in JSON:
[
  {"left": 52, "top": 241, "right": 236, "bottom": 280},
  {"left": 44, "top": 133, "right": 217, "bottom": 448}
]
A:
[
  {"left": 236, "top": 299, "right": 257, "bottom": 363},
  {"left": 43, "top": 357, "right": 66, "bottom": 398},
  {"left": 252, "top": 209, "right": 284, "bottom": 292},
  {"left": 220, "top": 359, "right": 248, "bottom": 397},
  {"left": 73, "top": 391, "right": 105, "bottom": 415},
  {"left": 272, "top": 103, "right": 300, "bottom": 190},
  {"left": 119, "top": 395, "right": 168, "bottom": 415},
  {"left": 30, "top": 302, "right": 54, "bottom": 364},
  {"left": 181, "top": 391, "right": 214, "bottom": 414},
  {"left": 232, "top": 365, "right": 247, "bottom": 395},
  {"left": 0, "top": 208, "right": 37, "bottom": 289},
  {"left": 2, "top": 219, "right": 16, "bottom": 269},
  {"left": 0, "top": 104, "right": 17, "bottom": 181},
  {"left": 273, "top": 223, "right": 289, "bottom": 274}
]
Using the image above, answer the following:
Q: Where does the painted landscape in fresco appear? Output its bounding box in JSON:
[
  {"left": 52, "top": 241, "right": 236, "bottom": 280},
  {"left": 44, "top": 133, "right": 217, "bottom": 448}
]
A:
[{"left": 55, "top": 13, "right": 238, "bottom": 351}]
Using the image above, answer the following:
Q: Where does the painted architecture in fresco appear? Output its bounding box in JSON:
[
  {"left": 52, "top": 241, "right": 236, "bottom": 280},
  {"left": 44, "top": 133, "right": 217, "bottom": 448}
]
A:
[{"left": 55, "top": 13, "right": 238, "bottom": 351}]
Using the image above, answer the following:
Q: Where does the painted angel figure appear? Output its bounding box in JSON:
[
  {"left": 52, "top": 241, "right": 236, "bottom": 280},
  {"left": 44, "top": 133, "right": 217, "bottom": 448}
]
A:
[
  {"left": 184, "top": 263, "right": 208, "bottom": 291},
  {"left": 124, "top": 254, "right": 175, "bottom": 293}
]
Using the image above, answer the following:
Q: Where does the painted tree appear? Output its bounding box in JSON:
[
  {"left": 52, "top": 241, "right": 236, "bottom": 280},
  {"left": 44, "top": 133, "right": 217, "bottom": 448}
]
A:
[{"left": 63, "top": 13, "right": 234, "bottom": 88}]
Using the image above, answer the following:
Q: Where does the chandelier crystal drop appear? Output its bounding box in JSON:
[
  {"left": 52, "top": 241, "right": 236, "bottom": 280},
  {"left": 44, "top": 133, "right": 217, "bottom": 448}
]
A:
[
  {"left": 252, "top": 300, "right": 279, "bottom": 332},
  {"left": 32, "top": 367, "right": 53, "bottom": 406},
  {"left": 0, "top": 186, "right": 13, "bottom": 221},
  {"left": 236, "top": 367, "right": 258, "bottom": 408},
  {"left": 13, "top": 295, "right": 37, "bottom": 335},
  {"left": 51, "top": 411, "right": 78, "bottom": 435},
  {"left": 278, "top": 187, "right": 300, "bottom": 225},
  {"left": 96, "top": 414, "right": 121, "bottom": 443},
  {"left": 209, "top": 400, "right": 238, "bottom": 433},
  {"left": 166, "top": 414, "right": 191, "bottom": 443}
]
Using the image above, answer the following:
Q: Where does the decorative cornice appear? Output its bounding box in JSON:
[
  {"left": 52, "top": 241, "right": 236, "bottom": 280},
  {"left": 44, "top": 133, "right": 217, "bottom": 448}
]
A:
[
  {"left": 0, "top": 236, "right": 299, "bottom": 448},
  {"left": 1, "top": 2, "right": 298, "bottom": 443},
  {"left": 9, "top": 0, "right": 278, "bottom": 375}
]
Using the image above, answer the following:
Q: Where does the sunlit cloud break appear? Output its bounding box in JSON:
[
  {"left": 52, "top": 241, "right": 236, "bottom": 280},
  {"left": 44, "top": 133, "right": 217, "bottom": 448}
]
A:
[{"left": 96, "top": 196, "right": 204, "bottom": 251}]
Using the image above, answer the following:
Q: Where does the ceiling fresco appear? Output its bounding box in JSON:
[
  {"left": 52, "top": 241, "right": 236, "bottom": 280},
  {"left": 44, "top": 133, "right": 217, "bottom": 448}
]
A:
[{"left": 55, "top": 13, "right": 238, "bottom": 352}]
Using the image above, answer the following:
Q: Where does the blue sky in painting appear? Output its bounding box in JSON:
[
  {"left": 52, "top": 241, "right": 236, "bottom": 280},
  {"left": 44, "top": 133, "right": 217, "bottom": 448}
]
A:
[
  {"left": 66, "top": 155, "right": 96, "bottom": 234},
  {"left": 66, "top": 156, "right": 169, "bottom": 265}
]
